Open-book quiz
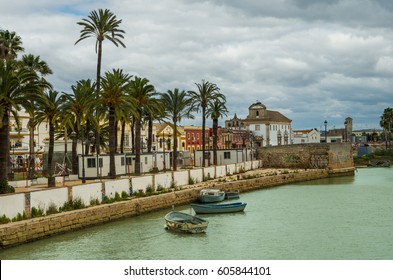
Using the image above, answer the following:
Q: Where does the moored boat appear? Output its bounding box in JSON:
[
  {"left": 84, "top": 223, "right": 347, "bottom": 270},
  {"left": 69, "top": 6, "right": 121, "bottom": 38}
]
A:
[
  {"left": 197, "top": 189, "right": 226, "bottom": 203},
  {"left": 191, "top": 202, "right": 247, "bottom": 214},
  {"left": 224, "top": 190, "right": 240, "bottom": 200},
  {"left": 164, "top": 211, "right": 208, "bottom": 233}
]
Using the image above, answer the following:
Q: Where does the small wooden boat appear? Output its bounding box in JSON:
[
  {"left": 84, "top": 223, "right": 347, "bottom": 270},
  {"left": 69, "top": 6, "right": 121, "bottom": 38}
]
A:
[
  {"left": 164, "top": 211, "right": 208, "bottom": 233},
  {"left": 197, "top": 189, "right": 226, "bottom": 203},
  {"left": 224, "top": 190, "right": 240, "bottom": 200},
  {"left": 191, "top": 202, "right": 247, "bottom": 214}
]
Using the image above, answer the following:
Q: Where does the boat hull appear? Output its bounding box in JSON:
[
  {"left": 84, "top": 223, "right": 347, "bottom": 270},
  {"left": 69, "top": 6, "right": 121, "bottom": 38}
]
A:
[
  {"left": 224, "top": 191, "right": 240, "bottom": 200},
  {"left": 164, "top": 211, "right": 208, "bottom": 233},
  {"left": 191, "top": 202, "right": 247, "bottom": 214},
  {"left": 197, "top": 189, "right": 226, "bottom": 203}
]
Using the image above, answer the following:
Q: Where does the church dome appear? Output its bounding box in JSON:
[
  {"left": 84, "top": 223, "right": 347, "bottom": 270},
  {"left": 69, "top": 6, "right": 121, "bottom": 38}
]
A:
[{"left": 249, "top": 101, "right": 266, "bottom": 110}]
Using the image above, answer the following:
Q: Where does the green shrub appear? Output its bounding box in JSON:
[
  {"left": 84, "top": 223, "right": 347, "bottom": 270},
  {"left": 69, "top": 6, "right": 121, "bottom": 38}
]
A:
[
  {"left": 146, "top": 185, "right": 153, "bottom": 195},
  {"left": 0, "top": 179, "right": 15, "bottom": 194},
  {"left": 156, "top": 184, "right": 164, "bottom": 192},
  {"left": 12, "top": 212, "right": 26, "bottom": 222},
  {"left": 31, "top": 206, "right": 44, "bottom": 218},
  {"left": 60, "top": 198, "right": 86, "bottom": 211},
  {"left": 114, "top": 192, "right": 122, "bottom": 202},
  {"left": 121, "top": 191, "right": 129, "bottom": 199},
  {"left": 90, "top": 198, "right": 100, "bottom": 206},
  {"left": 46, "top": 203, "right": 59, "bottom": 215},
  {"left": 0, "top": 214, "right": 11, "bottom": 224},
  {"left": 188, "top": 177, "right": 195, "bottom": 185}
]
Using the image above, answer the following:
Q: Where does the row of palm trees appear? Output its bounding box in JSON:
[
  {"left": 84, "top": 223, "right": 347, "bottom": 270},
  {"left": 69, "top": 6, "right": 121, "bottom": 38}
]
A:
[{"left": 0, "top": 9, "right": 228, "bottom": 192}]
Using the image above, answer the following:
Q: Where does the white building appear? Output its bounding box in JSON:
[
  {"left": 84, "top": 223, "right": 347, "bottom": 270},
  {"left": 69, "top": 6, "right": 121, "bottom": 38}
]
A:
[
  {"left": 225, "top": 101, "right": 292, "bottom": 147},
  {"left": 292, "top": 129, "right": 320, "bottom": 144}
]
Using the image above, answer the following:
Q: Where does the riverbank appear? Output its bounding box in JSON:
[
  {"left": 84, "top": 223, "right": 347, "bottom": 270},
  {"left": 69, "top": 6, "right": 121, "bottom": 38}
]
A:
[{"left": 0, "top": 167, "right": 354, "bottom": 248}]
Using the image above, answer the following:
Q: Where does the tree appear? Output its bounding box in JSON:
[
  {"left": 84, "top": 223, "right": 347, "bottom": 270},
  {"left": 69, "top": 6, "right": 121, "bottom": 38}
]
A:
[
  {"left": 0, "top": 30, "right": 24, "bottom": 60},
  {"left": 101, "top": 69, "right": 135, "bottom": 179},
  {"left": 0, "top": 58, "right": 41, "bottom": 186},
  {"left": 20, "top": 54, "right": 53, "bottom": 179},
  {"left": 128, "top": 76, "right": 156, "bottom": 175},
  {"left": 34, "top": 90, "right": 64, "bottom": 188},
  {"left": 75, "top": 8, "right": 126, "bottom": 154},
  {"left": 62, "top": 79, "right": 97, "bottom": 174},
  {"left": 206, "top": 99, "right": 228, "bottom": 165},
  {"left": 160, "top": 89, "right": 194, "bottom": 171},
  {"left": 188, "top": 80, "right": 226, "bottom": 166},
  {"left": 380, "top": 107, "right": 393, "bottom": 149}
]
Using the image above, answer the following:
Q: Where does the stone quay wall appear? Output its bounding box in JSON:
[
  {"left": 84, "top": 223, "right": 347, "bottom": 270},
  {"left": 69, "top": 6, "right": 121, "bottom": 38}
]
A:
[
  {"left": 257, "top": 143, "right": 354, "bottom": 170},
  {"left": 0, "top": 167, "right": 352, "bottom": 248}
]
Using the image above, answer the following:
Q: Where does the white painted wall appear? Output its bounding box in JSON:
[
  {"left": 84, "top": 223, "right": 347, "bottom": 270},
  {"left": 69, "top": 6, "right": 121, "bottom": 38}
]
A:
[
  {"left": 204, "top": 167, "right": 215, "bottom": 180},
  {"left": 104, "top": 179, "right": 130, "bottom": 198},
  {"left": 72, "top": 183, "right": 102, "bottom": 206},
  {"left": 131, "top": 176, "right": 153, "bottom": 193},
  {"left": 189, "top": 169, "right": 203, "bottom": 183},
  {"left": 173, "top": 170, "right": 189, "bottom": 187},
  {"left": 216, "top": 166, "right": 226, "bottom": 178},
  {"left": 227, "top": 164, "right": 236, "bottom": 175},
  {"left": 155, "top": 173, "right": 172, "bottom": 189},
  {"left": 0, "top": 194, "right": 25, "bottom": 218},
  {"left": 30, "top": 188, "right": 68, "bottom": 213}
]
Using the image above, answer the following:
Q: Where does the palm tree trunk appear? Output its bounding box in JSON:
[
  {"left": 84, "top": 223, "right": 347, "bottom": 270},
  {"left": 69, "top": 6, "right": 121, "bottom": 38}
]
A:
[
  {"left": 120, "top": 121, "right": 125, "bottom": 154},
  {"left": 28, "top": 116, "right": 36, "bottom": 179},
  {"left": 109, "top": 106, "right": 116, "bottom": 179},
  {"left": 147, "top": 118, "right": 153, "bottom": 152},
  {"left": 0, "top": 110, "right": 11, "bottom": 181},
  {"left": 202, "top": 106, "right": 206, "bottom": 167},
  {"left": 95, "top": 40, "right": 103, "bottom": 155},
  {"left": 213, "top": 118, "right": 218, "bottom": 165},
  {"left": 173, "top": 122, "right": 178, "bottom": 171},
  {"left": 135, "top": 114, "right": 142, "bottom": 175},
  {"left": 47, "top": 121, "right": 55, "bottom": 187},
  {"left": 72, "top": 135, "right": 78, "bottom": 174}
]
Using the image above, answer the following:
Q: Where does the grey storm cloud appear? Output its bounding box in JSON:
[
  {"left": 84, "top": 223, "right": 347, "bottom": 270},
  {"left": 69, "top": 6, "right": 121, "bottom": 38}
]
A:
[{"left": 1, "top": 0, "right": 392, "bottom": 130}]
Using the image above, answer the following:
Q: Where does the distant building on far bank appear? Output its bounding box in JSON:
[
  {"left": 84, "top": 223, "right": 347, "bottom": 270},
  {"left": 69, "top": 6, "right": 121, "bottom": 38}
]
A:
[{"left": 292, "top": 128, "right": 320, "bottom": 144}]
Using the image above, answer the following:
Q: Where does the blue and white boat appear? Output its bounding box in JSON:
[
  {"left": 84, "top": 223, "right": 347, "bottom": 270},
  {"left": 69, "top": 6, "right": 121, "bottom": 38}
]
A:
[
  {"left": 191, "top": 202, "right": 247, "bottom": 214},
  {"left": 197, "top": 189, "right": 226, "bottom": 203}
]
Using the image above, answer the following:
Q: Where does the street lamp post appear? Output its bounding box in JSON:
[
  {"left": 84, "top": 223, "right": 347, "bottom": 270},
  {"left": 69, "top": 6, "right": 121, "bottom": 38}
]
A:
[
  {"left": 71, "top": 130, "right": 94, "bottom": 183},
  {"left": 324, "top": 120, "right": 328, "bottom": 143}
]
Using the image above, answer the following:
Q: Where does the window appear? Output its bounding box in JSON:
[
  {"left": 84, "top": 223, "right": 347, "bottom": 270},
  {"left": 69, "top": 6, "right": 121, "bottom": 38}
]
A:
[
  {"left": 145, "top": 157, "right": 148, "bottom": 164},
  {"left": 87, "top": 158, "right": 96, "bottom": 168},
  {"left": 224, "top": 152, "right": 231, "bottom": 159},
  {"left": 126, "top": 157, "right": 132, "bottom": 165},
  {"left": 255, "top": 125, "right": 260, "bottom": 131},
  {"left": 121, "top": 157, "right": 125, "bottom": 166}
]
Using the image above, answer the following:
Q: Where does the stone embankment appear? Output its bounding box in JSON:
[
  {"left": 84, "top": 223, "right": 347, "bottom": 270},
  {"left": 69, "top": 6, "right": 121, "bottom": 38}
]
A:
[{"left": 0, "top": 167, "right": 354, "bottom": 248}]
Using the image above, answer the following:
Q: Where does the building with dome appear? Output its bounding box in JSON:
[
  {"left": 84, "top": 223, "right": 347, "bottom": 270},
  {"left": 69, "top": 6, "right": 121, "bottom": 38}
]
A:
[{"left": 225, "top": 101, "right": 292, "bottom": 147}]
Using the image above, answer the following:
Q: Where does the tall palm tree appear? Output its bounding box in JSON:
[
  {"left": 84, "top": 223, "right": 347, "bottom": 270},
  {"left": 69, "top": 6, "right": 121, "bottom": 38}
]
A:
[
  {"left": 206, "top": 100, "right": 228, "bottom": 165},
  {"left": 101, "top": 69, "right": 135, "bottom": 179},
  {"left": 128, "top": 76, "right": 156, "bottom": 175},
  {"left": 75, "top": 8, "right": 126, "bottom": 154},
  {"left": 160, "top": 89, "right": 194, "bottom": 171},
  {"left": 380, "top": 107, "right": 393, "bottom": 149},
  {"left": 34, "top": 90, "right": 64, "bottom": 188},
  {"left": 20, "top": 54, "right": 53, "bottom": 179},
  {"left": 0, "top": 59, "right": 40, "bottom": 186},
  {"left": 62, "top": 79, "right": 97, "bottom": 174},
  {"left": 0, "top": 30, "right": 24, "bottom": 60},
  {"left": 188, "top": 80, "right": 225, "bottom": 166}
]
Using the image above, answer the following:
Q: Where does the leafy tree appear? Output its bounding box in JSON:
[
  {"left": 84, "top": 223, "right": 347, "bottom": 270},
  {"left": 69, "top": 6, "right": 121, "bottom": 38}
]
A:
[
  {"left": 160, "top": 88, "right": 194, "bottom": 170},
  {"left": 35, "top": 90, "right": 65, "bottom": 188},
  {"left": 207, "top": 99, "right": 228, "bottom": 165},
  {"left": 100, "top": 69, "right": 135, "bottom": 178},
  {"left": 75, "top": 9, "right": 126, "bottom": 154},
  {"left": 188, "top": 80, "right": 225, "bottom": 166},
  {"left": 129, "top": 76, "right": 156, "bottom": 175},
  {"left": 380, "top": 107, "right": 393, "bottom": 149}
]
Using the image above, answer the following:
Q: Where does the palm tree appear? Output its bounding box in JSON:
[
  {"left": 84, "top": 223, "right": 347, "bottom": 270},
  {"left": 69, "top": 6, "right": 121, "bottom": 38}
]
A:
[
  {"left": 101, "top": 69, "right": 135, "bottom": 179},
  {"left": 34, "top": 90, "right": 64, "bottom": 188},
  {"left": 128, "top": 76, "right": 156, "bottom": 175},
  {"left": 20, "top": 54, "right": 53, "bottom": 179},
  {"left": 62, "top": 79, "right": 97, "bottom": 174},
  {"left": 0, "top": 30, "right": 24, "bottom": 60},
  {"left": 75, "top": 8, "right": 126, "bottom": 154},
  {"left": 206, "top": 100, "right": 228, "bottom": 165},
  {"left": 380, "top": 107, "right": 393, "bottom": 149},
  {"left": 188, "top": 80, "right": 226, "bottom": 166},
  {"left": 160, "top": 89, "right": 194, "bottom": 171},
  {"left": 0, "top": 59, "right": 41, "bottom": 186}
]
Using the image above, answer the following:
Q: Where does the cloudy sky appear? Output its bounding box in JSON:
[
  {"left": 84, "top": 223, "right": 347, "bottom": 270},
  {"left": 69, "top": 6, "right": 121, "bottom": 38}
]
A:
[{"left": 2, "top": 0, "right": 393, "bottom": 130}]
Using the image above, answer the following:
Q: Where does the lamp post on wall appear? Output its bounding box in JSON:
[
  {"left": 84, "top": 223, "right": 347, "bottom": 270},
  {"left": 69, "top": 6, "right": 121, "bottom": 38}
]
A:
[{"left": 324, "top": 120, "right": 328, "bottom": 143}]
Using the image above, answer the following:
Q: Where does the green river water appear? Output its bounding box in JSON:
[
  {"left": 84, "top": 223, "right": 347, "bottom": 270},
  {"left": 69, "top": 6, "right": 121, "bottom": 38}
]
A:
[{"left": 1, "top": 167, "right": 392, "bottom": 260}]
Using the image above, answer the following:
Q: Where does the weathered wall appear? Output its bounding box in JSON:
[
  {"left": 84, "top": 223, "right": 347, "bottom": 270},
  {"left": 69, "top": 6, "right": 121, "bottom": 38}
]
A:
[
  {"left": 257, "top": 143, "right": 353, "bottom": 170},
  {"left": 0, "top": 168, "right": 353, "bottom": 248}
]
